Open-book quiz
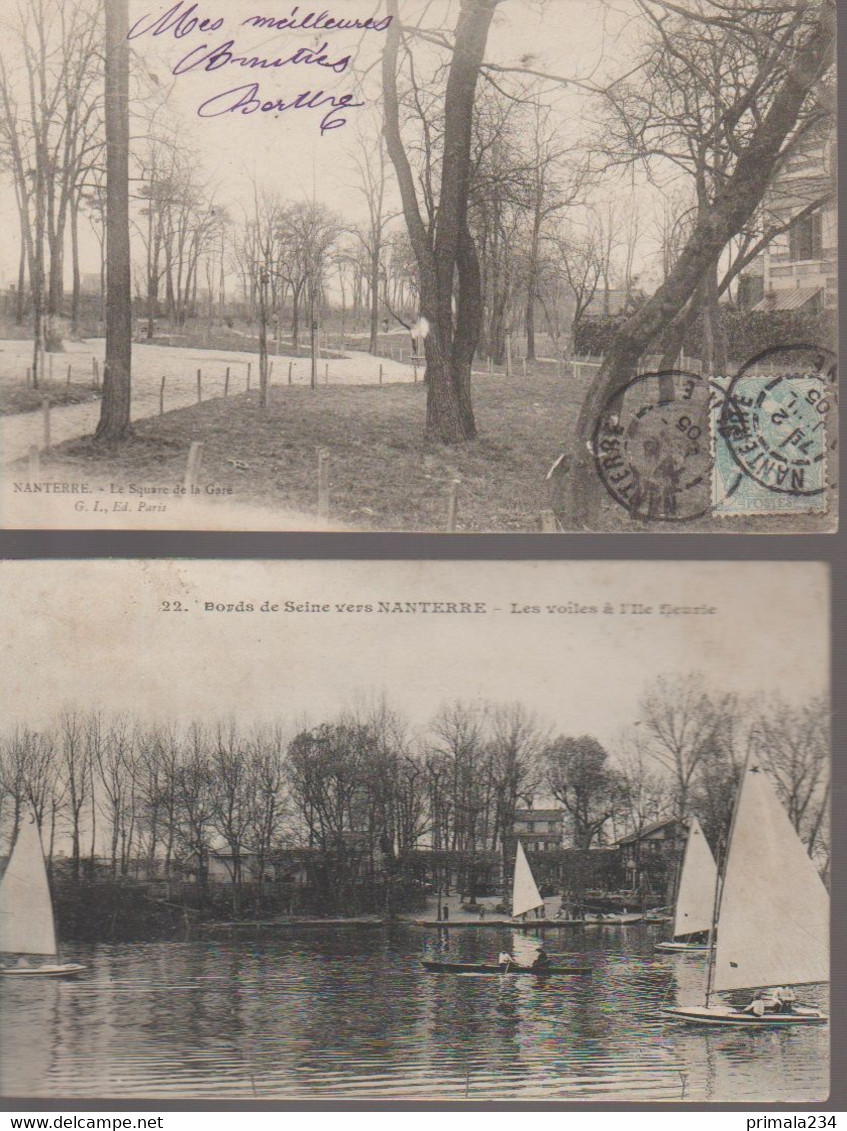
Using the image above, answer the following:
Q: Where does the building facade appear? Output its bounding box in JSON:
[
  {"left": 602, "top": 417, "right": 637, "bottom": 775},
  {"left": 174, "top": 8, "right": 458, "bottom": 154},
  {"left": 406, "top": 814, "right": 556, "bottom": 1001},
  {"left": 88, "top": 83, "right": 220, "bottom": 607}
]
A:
[
  {"left": 742, "top": 133, "right": 836, "bottom": 314},
  {"left": 513, "top": 808, "right": 564, "bottom": 853}
]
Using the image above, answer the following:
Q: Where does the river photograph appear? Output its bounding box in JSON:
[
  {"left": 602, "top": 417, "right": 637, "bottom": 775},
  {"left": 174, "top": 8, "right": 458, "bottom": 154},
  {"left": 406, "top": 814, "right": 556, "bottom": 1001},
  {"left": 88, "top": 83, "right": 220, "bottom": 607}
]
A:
[
  {"left": 0, "top": 925, "right": 829, "bottom": 1102},
  {"left": 0, "top": 560, "right": 830, "bottom": 1104}
]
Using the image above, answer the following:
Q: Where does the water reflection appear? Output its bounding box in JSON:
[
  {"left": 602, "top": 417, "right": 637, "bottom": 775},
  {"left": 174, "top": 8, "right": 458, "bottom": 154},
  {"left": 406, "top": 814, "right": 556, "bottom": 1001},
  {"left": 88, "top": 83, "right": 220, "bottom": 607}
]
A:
[{"left": 0, "top": 925, "right": 828, "bottom": 1101}]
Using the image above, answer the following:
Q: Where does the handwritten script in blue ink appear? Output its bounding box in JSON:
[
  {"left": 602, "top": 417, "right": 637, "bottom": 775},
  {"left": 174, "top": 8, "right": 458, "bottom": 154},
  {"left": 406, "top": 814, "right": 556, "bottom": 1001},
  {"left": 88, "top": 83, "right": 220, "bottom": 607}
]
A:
[
  {"left": 128, "top": 2, "right": 390, "bottom": 135},
  {"left": 197, "top": 83, "right": 365, "bottom": 134},
  {"left": 172, "top": 40, "right": 352, "bottom": 76}
]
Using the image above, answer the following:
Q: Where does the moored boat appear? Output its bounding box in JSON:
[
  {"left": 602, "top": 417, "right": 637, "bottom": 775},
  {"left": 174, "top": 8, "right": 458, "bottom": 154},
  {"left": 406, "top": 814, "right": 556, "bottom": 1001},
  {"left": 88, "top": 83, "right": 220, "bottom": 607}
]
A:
[{"left": 655, "top": 817, "right": 716, "bottom": 954}]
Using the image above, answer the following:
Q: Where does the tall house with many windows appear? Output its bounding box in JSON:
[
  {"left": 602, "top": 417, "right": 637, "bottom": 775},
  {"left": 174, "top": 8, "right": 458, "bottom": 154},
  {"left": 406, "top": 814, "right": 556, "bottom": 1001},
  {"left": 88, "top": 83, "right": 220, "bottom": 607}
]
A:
[
  {"left": 512, "top": 809, "right": 564, "bottom": 853},
  {"left": 740, "top": 132, "right": 836, "bottom": 314}
]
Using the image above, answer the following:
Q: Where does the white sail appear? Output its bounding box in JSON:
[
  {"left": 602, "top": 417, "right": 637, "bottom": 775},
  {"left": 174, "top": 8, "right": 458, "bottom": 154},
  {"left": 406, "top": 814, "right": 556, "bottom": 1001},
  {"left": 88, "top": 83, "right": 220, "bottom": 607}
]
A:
[
  {"left": 512, "top": 839, "right": 544, "bottom": 918},
  {"left": 0, "top": 815, "right": 57, "bottom": 957},
  {"left": 673, "top": 817, "right": 717, "bottom": 939},
  {"left": 712, "top": 764, "right": 828, "bottom": 994}
]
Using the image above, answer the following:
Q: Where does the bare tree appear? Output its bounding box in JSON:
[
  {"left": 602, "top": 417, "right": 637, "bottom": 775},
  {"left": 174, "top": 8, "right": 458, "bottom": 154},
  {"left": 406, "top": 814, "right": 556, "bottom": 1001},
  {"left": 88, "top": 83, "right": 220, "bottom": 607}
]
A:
[
  {"left": 563, "top": 0, "right": 835, "bottom": 524},
  {"left": 383, "top": 0, "right": 502, "bottom": 441},
  {"left": 95, "top": 0, "right": 132, "bottom": 441},
  {"left": 638, "top": 673, "right": 730, "bottom": 816},
  {"left": 545, "top": 734, "right": 622, "bottom": 849},
  {"left": 58, "top": 709, "right": 91, "bottom": 878}
]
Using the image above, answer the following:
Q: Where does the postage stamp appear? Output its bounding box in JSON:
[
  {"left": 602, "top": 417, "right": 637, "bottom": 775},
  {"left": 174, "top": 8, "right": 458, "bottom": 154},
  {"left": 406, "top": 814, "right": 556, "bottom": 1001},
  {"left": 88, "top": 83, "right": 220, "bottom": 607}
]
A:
[
  {"left": 591, "top": 346, "right": 836, "bottom": 523},
  {"left": 712, "top": 345, "right": 836, "bottom": 517}
]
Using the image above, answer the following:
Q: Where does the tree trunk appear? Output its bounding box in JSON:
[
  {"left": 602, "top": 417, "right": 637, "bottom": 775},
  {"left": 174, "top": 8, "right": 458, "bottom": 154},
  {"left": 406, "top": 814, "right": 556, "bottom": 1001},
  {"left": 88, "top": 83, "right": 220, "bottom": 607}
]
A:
[
  {"left": 70, "top": 188, "right": 81, "bottom": 336},
  {"left": 291, "top": 281, "right": 301, "bottom": 348},
  {"left": 383, "top": 0, "right": 497, "bottom": 443},
  {"left": 15, "top": 235, "right": 25, "bottom": 325},
  {"left": 525, "top": 292, "right": 536, "bottom": 362},
  {"left": 368, "top": 240, "right": 380, "bottom": 354},
  {"left": 96, "top": 0, "right": 132, "bottom": 442}
]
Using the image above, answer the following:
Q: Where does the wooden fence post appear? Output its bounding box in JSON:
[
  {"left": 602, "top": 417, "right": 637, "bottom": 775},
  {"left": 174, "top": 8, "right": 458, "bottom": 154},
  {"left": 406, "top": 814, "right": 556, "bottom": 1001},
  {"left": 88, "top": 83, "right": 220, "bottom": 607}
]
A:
[
  {"left": 224, "top": 366, "right": 230, "bottom": 397},
  {"left": 196, "top": 369, "right": 202, "bottom": 403},
  {"left": 247, "top": 362, "right": 252, "bottom": 390},
  {"left": 288, "top": 361, "right": 293, "bottom": 385},
  {"left": 42, "top": 398, "right": 51, "bottom": 450},
  {"left": 379, "top": 364, "right": 383, "bottom": 385},
  {"left": 317, "top": 449, "right": 330, "bottom": 519},
  {"left": 184, "top": 441, "right": 204, "bottom": 493},
  {"left": 325, "top": 362, "right": 329, "bottom": 384},
  {"left": 66, "top": 364, "right": 72, "bottom": 386},
  {"left": 160, "top": 376, "right": 166, "bottom": 415},
  {"left": 48, "top": 353, "right": 54, "bottom": 382}
]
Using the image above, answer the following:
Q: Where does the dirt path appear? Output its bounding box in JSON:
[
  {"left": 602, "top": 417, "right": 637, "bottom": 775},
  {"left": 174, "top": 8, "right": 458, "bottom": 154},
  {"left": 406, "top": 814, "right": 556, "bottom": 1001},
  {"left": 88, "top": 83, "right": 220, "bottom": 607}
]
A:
[{"left": 0, "top": 338, "right": 417, "bottom": 465}]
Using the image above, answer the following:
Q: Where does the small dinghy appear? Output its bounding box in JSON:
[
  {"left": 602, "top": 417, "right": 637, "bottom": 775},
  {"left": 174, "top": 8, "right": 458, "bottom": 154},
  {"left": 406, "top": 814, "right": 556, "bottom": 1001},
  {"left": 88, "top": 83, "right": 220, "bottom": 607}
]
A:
[
  {"left": 0, "top": 814, "right": 85, "bottom": 978},
  {"left": 421, "top": 960, "right": 591, "bottom": 976},
  {"left": 664, "top": 1003, "right": 826, "bottom": 1026},
  {"left": 663, "top": 763, "right": 828, "bottom": 1026},
  {"left": 655, "top": 817, "right": 715, "bottom": 954}
]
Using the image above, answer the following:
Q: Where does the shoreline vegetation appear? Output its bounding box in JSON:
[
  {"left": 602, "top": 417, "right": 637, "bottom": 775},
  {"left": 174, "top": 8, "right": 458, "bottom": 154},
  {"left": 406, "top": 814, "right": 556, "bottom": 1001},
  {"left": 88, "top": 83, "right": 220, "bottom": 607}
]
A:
[{"left": 50, "top": 881, "right": 659, "bottom": 943}]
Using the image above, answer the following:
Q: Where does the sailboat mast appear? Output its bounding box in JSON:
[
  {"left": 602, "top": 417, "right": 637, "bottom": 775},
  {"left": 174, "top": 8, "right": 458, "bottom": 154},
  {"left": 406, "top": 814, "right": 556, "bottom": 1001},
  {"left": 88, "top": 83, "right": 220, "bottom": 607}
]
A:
[
  {"left": 704, "top": 840, "right": 723, "bottom": 1008},
  {"left": 705, "top": 752, "right": 750, "bottom": 1008}
]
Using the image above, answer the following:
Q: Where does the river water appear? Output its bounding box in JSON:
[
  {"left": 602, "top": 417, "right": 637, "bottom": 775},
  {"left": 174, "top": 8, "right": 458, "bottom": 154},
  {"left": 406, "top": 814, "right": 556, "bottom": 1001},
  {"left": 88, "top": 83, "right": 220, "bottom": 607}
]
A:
[{"left": 1, "top": 924, "right": 828, "bottom": 1102}]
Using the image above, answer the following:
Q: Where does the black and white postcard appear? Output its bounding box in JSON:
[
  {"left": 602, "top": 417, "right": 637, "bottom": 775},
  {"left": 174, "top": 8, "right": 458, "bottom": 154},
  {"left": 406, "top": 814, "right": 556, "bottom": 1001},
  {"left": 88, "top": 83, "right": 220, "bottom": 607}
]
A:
[
  {"left": 0, "top": 0, "right": 836, "bottom": 531},
  {"left": 0, "top": 559, "right": 830, "bottom": 1101}
]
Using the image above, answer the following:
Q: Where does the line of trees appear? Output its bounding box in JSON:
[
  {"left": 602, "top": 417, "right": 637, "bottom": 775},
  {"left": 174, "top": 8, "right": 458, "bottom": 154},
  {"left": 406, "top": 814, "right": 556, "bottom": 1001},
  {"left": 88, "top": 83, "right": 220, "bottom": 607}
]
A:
[{"left": 0, "top": 676, "right": 830, "bottom": 907}]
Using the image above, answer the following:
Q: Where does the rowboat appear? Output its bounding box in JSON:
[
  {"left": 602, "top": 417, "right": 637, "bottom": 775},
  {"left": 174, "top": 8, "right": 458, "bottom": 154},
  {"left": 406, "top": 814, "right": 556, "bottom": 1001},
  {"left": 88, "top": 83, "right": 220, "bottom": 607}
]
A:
[{"left": 421, "top": 960, "right": 591, "bottom": 976}]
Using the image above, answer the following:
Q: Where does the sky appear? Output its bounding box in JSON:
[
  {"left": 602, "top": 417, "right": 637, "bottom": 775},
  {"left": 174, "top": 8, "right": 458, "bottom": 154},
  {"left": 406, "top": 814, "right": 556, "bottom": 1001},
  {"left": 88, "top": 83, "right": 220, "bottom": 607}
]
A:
[
  {"left": 0, "top": 0, "right": 656, "bottom": 291},
  {"left": 0, "top": 560, "right": 829, "bottom": 750}
]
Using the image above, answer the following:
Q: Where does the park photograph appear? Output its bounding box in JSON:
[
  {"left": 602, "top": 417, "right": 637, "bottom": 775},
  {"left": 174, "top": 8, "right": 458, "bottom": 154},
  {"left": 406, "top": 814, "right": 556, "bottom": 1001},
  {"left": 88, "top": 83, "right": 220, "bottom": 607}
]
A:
[{"left": 0, "top": 0, "right": 836, "bottom": 531}]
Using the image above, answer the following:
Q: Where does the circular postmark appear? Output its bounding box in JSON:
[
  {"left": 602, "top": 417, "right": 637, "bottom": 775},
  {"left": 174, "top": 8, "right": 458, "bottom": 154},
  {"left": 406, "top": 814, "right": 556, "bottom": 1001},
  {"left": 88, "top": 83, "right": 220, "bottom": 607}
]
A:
[
  {"left": 718, "top": 344, "right": 836, "bottom": 497},
  {"left": 592, "top": 369, "right": 716, "bottom": 522}
]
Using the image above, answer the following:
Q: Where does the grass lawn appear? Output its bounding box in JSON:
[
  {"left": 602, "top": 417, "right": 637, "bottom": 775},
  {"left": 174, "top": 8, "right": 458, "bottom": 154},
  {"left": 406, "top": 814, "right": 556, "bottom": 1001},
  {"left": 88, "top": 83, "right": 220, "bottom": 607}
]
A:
[
  {"left": 36, "top": 371, "right": 581, "bottom": 531},
  {"left": 1, "top": 379, "right": 101, "bottom": 416},
  {"left": 25, "top": 366, "right": 833, "bottom": 532}
]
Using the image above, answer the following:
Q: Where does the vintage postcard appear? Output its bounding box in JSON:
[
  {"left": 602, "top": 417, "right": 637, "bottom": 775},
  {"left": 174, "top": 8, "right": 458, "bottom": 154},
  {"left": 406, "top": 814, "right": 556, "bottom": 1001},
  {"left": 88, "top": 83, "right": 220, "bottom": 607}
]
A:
[
  {"left": 0, "top": 559, "right": 830, "bottom": 1101},
  {"left": 0, "top": 0, "right": 836, "bottom": 531}
]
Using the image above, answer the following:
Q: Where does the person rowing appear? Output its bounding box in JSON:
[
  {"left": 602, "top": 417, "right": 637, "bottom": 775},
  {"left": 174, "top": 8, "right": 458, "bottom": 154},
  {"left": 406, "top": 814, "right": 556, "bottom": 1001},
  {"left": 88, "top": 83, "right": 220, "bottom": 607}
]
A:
[{"left": 531, "top": 946, "right": 551, "bottom": 974}]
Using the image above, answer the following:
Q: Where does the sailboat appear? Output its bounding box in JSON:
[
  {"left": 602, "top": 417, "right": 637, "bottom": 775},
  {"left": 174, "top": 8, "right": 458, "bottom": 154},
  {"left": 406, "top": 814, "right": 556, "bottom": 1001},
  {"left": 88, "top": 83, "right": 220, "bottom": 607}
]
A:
[
  {"left": 0, "top": 813, "right": 86, "bottom": 977},
  {"left": 655, "top": 817, "right": 716, "bottom": 953},
  {"left": 512, "top": 838, "right": 544, "bottom": 920},
  {"left": 664, "top": 762, "right": 828, "bottom": 1025},
  {"left": 422, "top": 840, "right": 591, "bottom": 974}
]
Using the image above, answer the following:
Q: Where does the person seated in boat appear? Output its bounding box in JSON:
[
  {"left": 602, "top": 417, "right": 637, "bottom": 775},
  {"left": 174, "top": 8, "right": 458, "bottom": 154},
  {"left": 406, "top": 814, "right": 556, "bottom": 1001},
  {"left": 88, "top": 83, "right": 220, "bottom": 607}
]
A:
[
  {"left": 531, "top": 947, "right": 551, "bottom": 973},
  {"left": 772, "top": 986, "right": 797, "bottom": 1013},
  {"left": 498, "top": 950, "right": 514, "bottom": 972},
  {"left": 744, "top": 987, "right": 797, "bottom": 1016}
]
